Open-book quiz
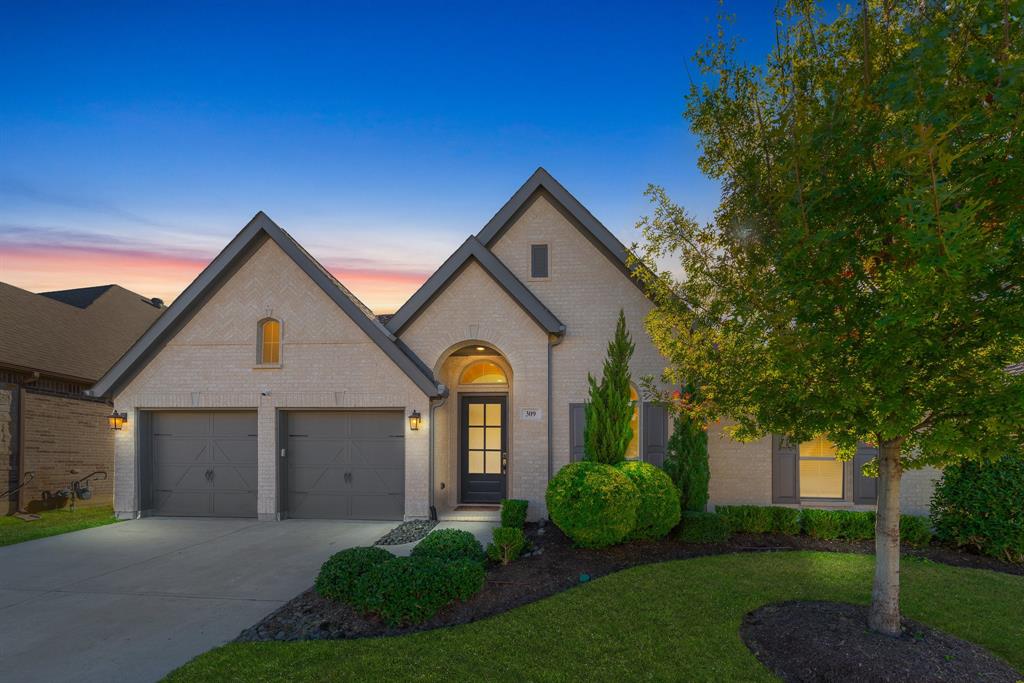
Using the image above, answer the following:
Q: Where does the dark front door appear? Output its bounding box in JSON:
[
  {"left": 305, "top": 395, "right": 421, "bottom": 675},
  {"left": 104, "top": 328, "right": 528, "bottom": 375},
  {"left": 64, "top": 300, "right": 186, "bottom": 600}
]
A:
[{"left": 460, "top": 395, "right": 507, "bottom": 504}]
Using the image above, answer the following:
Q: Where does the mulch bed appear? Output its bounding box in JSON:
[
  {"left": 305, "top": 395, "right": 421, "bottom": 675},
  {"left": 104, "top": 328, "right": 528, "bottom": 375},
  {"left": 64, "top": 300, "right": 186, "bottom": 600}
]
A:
[
  {"left": 741, "top": 601, "right": 1022, "bottom": 682},
  {"left": 236, "top": 522, "right": 1022, "bottom": 643}
]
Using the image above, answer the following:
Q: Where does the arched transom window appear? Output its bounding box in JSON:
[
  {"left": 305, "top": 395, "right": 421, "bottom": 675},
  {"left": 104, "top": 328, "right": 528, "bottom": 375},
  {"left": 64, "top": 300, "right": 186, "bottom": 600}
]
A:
[
  {"left": 258, "top": 318, "right": 281, "bottom": 364},
  {"left": 460, "top": 360, "right": 507, "bottom": 385}
]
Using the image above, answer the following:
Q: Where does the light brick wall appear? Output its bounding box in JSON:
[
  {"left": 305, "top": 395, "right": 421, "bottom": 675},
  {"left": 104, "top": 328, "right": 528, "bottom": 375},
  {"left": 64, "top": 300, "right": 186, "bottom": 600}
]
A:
[{"left": 112, "top": 239, "right": 431, "bottom": 520}]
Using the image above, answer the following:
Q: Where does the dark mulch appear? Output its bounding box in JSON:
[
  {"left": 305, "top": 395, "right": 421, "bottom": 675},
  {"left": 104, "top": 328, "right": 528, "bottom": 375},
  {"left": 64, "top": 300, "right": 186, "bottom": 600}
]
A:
[
  {"left": 741, "top": 600, "right": 1022, "bottom": 682},
  {"left": 237, "top": 522, "right": 1022, "bottom": 643}
]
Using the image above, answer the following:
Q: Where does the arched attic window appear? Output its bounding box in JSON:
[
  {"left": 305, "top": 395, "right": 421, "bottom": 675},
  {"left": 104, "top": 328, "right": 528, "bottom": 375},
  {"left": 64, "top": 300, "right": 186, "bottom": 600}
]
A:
[
  {"left": 460, "top": 360, "right": 507, "bottom": 385},
  {"left": 258, "top": 318, "right": 281, "bottom": 364}
]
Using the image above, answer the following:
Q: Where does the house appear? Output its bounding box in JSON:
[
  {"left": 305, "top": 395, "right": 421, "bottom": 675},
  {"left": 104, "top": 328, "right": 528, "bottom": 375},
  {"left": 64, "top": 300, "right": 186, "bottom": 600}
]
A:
[
  {"left": 0, "top": 283, "right": 164, "bottom": 512},
  {"left": 90, "top": 169, "right": 940, "bottom": 522}
]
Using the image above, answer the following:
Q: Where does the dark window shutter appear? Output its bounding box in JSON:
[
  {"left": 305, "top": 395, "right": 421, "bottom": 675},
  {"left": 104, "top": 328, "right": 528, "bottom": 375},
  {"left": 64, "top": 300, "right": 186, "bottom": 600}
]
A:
[
  {"left": 853, "top": 442, "right": 879, "bottom": 504},
  {"left": 642, "top": 402, "right": 668, "bottom": 467},
  {"left": 531, "top": 244, "right": 549, "bottom": 278},
  {"left": 772, "top": 435, "right": 800, "bottom": 504},
  {"left": 569, "top": 403, "right": 586, "bottom": 461}
]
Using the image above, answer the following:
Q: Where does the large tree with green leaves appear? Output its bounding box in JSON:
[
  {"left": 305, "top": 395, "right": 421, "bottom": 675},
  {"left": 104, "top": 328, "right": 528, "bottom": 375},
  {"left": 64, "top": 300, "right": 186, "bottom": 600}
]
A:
[
  {"left": 584, "top": 310, "right": 636, "bottom": 464},
  {"left": 635, "top": 0, "right": 1024, "bottom": 635}
]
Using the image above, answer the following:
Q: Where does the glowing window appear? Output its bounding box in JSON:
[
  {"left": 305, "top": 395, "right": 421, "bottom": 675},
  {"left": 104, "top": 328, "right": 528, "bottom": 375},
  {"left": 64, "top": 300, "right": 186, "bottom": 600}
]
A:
[
  {"left": 799, "top": 436, "right": 843, "bottom": 499},
  {"left": 626, "top": 385, "right": 640, "bottom": 460},
  {"left": 259, "top": 319, "right": 281, "bottom": 364},
  {"left": 460, "top": 361, "right": 507, "bottom": 385}
]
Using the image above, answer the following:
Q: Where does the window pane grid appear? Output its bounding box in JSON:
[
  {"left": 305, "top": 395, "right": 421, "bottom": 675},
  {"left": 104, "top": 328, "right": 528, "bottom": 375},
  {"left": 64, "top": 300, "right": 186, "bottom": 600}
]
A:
[{"left": 799, "top": 436, "right": 843, "bottom": 499}]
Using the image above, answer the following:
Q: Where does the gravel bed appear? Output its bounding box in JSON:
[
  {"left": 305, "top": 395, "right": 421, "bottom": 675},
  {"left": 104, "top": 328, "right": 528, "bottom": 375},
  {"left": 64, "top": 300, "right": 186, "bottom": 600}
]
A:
[{"left": 373, "top": 519, "right": 438, "bottom": 546}]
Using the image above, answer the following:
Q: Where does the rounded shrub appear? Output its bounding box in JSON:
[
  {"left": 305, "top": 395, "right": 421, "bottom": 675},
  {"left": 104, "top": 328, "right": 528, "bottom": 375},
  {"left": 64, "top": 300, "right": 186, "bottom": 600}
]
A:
[
  {"left": 545, "top": 461, "right": 639, "bottom": 548},
  {"left": 678, "top": 511, "right": 731, "bottom": 543},
  {"left": 614, "top": 461, "right": 681, "bottom": 540},
  {"left": 500, "top": 499, "right": 529, "bottom": 529},
  {"left": 411, "top": 528, "right": 485, "bottom": 564},
  {"left": 931, "top": 456, "right": 1024, "bottom": 563},
  {"left": 314, "top": 546, "right": 394, "bottom": 603},
  {"left": 351, "top": 555, "right": 483, "bottom": 626},
  {"left": 486, "top": 526, "right": 526, "bottom": 565}
]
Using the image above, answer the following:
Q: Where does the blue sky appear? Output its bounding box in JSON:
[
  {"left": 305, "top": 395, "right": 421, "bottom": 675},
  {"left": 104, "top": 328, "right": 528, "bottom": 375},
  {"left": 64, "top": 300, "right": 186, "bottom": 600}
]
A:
[{"left": 0, "top": 0, "right": 777, "bottom": 311}]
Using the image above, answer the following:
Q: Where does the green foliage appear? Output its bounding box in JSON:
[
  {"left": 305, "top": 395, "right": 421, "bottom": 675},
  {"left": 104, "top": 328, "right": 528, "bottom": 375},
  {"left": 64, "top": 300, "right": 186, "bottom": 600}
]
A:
[
  {"left": 900, "top": 515, "right": 933, "bottom": 549},
  {"left": 351, "top": 556, "right": 483, "bottom": 627},
  {"left": 487, "top": 526, "right": 526, "bottom": 565},
  {"left": 661, "top": 392, "right": 710, "bottom": 512},
  {"left": 411, "top": 528, "right": 485, "bottom": 565},
  {"left": 614, "top": 461, "right": 681, "bottom": 540},
  {"left": 677, "top": 511, "right": 731, "bottom": 543},
  {"left": 801, "top": 509, "right": 875, "bottom": 541},
  {"left": 931, "top": 456, "right": 1024, "bottom": 563},
  {"left": 314, "top": 546, "right": 394, "bottom": 604},
  {"left": 584, "top": 310, "right": 636, "bottom": 464},
  {"left": 716, "top": 505, "right": 801, "bottom": 535},
  {"left": 546, "top": 461, "right": 639, "bottom": 548},
  {"left": 500, "top": 499, "right": 529, "bottom": 529}
]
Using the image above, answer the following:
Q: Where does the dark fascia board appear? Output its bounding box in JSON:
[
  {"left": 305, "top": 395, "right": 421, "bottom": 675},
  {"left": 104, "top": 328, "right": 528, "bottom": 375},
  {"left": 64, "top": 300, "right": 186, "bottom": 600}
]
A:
[
  {"left": 386, "top": 236, "right": 565, "bottom": 336},
  {"left": 91, "top": 212, "right": 441, "bottom": 398}
]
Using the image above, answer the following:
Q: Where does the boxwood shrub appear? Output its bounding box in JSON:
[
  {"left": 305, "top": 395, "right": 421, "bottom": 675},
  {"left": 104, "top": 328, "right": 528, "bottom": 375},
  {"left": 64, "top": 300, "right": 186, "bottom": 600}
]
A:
[
  {"left": 615, "top": 461, "right": 681, "bottom": 540},
  {"left": 678, "top": 511, "right": 731, "bottom": 543},
  {"left": 931, "top": 455, "right": 1024, "bottom": 563},
  {"left": 546, "top": 461, "right": 639, "bottom": 548},
  {"left": 314, "top": 546, "right": 394, "bottom": 603},
  {"left": 900, "top": 514, "right": 933, "bottom": 548},
  {"left": 716, "top": 505, "right": 801, "bottom": 535},
  {"left": 487, "top": 526, "right": 526, "bottom": 565},
  {"left": 410, "top": 528, "right": 485, "bottom": 564},
  {"left": 801, "top": 509, "right": 875, "bottom": 540},
  {"left": 500, "top": 499, "right": 529, "bottom": 529},
  {"left": 351, "top": 556, "right": 484, "bottom": 626}
]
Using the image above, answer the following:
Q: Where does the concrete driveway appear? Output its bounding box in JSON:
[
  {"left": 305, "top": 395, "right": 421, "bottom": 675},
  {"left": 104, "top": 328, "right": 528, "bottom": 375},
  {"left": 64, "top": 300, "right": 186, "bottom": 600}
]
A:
[{"left": 0, "top": 517, "right": 398, "bottom": 683}]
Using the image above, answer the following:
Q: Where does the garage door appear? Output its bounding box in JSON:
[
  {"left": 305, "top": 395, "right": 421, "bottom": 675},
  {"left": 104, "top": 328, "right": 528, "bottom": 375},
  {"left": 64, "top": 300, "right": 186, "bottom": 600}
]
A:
[
  {"left": 150, "top": 411, "right": 257, "bottom": 517},
  {"left": 286, "top": 411, "right": 404, "bottom": 520}
]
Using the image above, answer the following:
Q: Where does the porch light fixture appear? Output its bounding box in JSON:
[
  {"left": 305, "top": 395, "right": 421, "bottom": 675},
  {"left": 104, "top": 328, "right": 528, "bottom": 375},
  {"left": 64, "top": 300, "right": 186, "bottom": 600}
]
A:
[
  {"left": 475, "top": 346, "right": 486, "bottom": 352},
  {"left": 108, "top": 410, "right": 128, "bottom": 431},
  {"left": 408, "top": 409, "right": 422, "bottom": 431}
]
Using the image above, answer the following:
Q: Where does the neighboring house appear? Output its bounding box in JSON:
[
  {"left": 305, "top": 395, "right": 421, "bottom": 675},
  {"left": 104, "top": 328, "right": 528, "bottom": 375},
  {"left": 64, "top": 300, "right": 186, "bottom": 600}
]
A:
[
  {"left": 90, "top": 169, "right": 939, "bottom": 522},
  {"left": 0, "top": 283, "right": 164, "bottom": 512}
]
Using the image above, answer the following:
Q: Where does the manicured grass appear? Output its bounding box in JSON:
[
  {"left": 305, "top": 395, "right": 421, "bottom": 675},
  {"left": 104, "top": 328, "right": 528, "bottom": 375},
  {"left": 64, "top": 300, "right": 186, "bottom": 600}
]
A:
[
  {"left": 166, "top": 552, "right": 1024, "bottom": 682},
  {"left": 0, "top": 506, "right": 118, "bottom": 547}
]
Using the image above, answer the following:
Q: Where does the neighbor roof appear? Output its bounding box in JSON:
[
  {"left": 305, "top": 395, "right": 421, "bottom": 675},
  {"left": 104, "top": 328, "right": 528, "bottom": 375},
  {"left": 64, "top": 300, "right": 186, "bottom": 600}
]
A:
[
  {"left": 0, "top": 282, "right": 164, "bottom": 383},
  {"left": 89, "top": 212, "right": 441, "bottom": 398},
  {"left": 385, "top": 235, "right": 565, "bottom": 336}
]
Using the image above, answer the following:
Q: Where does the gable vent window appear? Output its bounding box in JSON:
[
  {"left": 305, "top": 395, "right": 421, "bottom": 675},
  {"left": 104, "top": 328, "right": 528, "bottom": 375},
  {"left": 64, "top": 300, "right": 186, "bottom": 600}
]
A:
[
  {"left": 530, "top": 244, "right": 549, "bottom": 278},
  {"left": 258, "top": 318, "right": 281, "bottom": 365}
]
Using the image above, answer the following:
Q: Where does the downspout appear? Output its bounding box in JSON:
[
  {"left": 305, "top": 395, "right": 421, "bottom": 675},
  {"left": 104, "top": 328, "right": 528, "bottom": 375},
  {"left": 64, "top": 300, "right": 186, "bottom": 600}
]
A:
[
  {"left": 428, "top": 385, "right": 448, "bottom": 521},
  {"left": 547, "top": 330, "right": 565, "bottom": 484}
]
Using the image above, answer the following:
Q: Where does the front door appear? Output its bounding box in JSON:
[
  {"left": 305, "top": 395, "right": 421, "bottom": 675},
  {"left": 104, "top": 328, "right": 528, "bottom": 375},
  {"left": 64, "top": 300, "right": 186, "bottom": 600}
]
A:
[{"left": 460, "top": 395, "right": 507, "bottom": 504}]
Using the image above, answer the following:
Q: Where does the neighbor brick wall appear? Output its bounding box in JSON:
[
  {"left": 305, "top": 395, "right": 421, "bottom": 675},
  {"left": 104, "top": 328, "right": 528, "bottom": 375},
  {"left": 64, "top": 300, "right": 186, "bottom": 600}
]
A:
[
  {"left": 19, "top": 390, "right": 114, "bottom": 512},
  {"left": 0, "top": 386, "right": 16, "bottom": 514}
]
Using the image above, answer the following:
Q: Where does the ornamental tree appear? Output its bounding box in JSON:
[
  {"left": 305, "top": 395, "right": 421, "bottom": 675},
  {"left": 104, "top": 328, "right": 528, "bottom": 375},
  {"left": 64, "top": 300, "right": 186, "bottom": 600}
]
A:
[
  {"left": 635, "top": 0, "right": 1023, "bottom": 635},
  {"left": 584, "top": 309, "right": 636, "bottom": 464}
]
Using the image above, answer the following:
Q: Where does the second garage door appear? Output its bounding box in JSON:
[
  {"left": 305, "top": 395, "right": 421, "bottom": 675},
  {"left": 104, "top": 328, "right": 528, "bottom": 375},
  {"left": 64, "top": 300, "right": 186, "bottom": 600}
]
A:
[{"left": 285, "top": 411, "right": 405, "bottom": 520}]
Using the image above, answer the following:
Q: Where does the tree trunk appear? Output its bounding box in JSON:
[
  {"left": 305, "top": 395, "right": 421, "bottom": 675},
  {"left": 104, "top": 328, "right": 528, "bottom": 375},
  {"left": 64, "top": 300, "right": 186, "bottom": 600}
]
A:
[{"left": 869, "top": 438, "right": 903, "bottom": 635}]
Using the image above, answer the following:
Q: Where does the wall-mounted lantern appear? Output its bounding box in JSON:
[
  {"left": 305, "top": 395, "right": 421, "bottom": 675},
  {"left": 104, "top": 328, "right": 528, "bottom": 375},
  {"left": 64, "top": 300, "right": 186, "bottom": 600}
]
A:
[
  {"left": 108, "top": 410, "right": 128, "bottom": 431},
  {"left": 408, "top": 409, "right": 422, "bottom": 431}
]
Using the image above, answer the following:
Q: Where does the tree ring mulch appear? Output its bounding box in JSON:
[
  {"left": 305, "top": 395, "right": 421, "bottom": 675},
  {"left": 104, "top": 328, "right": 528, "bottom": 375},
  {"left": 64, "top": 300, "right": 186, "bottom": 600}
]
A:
[{"left": 740, "top": 600, "right": 1021, "bottom": 683}]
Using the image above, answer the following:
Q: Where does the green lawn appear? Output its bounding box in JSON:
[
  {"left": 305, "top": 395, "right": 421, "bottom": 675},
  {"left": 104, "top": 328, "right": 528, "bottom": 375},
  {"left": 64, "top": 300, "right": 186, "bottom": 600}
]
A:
[
  {"left": 166, "top": 552, "right": 1024, "bottom": 682},
  {"left": 0, "top": 506, "right": 118, "bottom": 547}
]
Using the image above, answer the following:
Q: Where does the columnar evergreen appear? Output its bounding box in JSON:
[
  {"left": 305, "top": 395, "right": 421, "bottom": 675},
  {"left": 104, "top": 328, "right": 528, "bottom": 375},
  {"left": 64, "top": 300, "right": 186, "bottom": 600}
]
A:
[
  {"left": 663, "top": 385, "right": 710, "bottom": 512},
  {"left": 584, "top": 310, "right": 636, "bottom": 464}
]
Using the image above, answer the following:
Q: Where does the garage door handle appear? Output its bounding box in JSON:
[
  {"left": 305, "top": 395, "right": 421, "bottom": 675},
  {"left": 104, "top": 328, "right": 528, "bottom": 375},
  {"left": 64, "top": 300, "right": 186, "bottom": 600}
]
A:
[
  {"left": 344, "top": 472, "right": 352, "bottom": 483},
  {"left": 205, "top": 469, "right": 213, "bottom": 481}
]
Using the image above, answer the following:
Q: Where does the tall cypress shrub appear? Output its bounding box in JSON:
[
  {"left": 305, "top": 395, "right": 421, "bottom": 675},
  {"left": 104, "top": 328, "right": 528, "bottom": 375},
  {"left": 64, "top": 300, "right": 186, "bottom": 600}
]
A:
[
  {"left": 584, "top": 310, "right": 635, "bottom": 464},
  {"left": 662, "top": 385, "right": 709, "bottom": 512}
]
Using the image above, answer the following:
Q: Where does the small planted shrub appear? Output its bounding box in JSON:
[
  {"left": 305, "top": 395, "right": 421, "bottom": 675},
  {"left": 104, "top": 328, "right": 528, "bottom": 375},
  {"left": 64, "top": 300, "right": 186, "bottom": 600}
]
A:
[
  {"left": 314, "top": 546, "right": 394, "bottom": 603},
  {"left": 801, "top": 509, "right": 875, "bottom": 541},
  {"left": 716, "top": 505, "right": 801, "bottom": 535},
  {"left": 931, "top": 455, "right": 1024, "bottom": 563},
  {"left": 352, "top": 556, "right": 455, "bottom": 626},
  {"left": 486, "top": 526, "right": 526, "bottom": 565},
  {"left": 546, "top": 461, "right": 639, "bottom": 548},
  {"left": 500, "top": 499, "right": 529, "bottom": 529},
  {"left": 900, "top": 515, "right": 932, "bottom": 548},
  {"left": 440, "top": 559, "right": 487, "bottom": 602},
  {"left": 411, "top": 528, "right": 485, "bottom": 565},
  {"left": 678, "top": 511, "right": 731, "bottom": 543},
  {"left": 615, "top": 460, "right": 681, "bottom": 540}
]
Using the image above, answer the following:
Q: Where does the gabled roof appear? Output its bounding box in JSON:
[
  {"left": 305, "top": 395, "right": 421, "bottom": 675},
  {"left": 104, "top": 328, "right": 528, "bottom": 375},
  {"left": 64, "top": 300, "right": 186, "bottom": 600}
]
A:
[
  {"left": 385, "top": 236, "right": 565, "bottom": 336},
  {"left": 90, "top": 212, "right": 442, "bottom": 398},
  {"left": 0, "top": 282, "right": 163, "bottom": 383},
  {"left": 476, "top": 167, "right": 639, "bottom": 283}
]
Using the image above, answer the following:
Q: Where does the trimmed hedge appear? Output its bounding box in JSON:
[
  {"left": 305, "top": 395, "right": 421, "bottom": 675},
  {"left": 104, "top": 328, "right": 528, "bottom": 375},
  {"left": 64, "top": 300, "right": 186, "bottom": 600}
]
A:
[
  {"left": 900, "top": 514, "right": 933, "bottom": 548},
  {"left": 801, "top": 509, "right": 876, "bottom": 540},
  {"left": 351, "top": 556, "right": 484, "bottom": 626},
  {"left": 500, "top": 499, "right": 529, "bottom": 529},
  {"left": 546, "top": 461, "right": 639, "bottom": 548},
  {"left": 411, "top": 528, "right": 485, "bottom": 565},
  {"left": 931, "top": 456, "right": 1024, "bottom": 563},
  {"left": 487, "top": 526, "right": 526, "bottom": 565},
  {"left": 715, "top": 505, "right": 801, "bottom": 535},
  {"left": 678, "top": 511, "right": 731, "bottom": 543},
  {"left": 615, "top": 461, "right": 681, "bottom": 540},
  {"left": 314, "top": 546, "right": 394, "bottom": 603}
]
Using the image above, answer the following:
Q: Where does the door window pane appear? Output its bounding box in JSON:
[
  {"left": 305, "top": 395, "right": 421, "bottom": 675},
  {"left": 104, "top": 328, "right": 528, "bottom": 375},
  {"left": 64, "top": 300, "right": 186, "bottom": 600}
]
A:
[
  {"left": 468, "top": 403, "right": 484, "bottom": 426},
  {"left": 485, "top": 403, "right": 501, "bottom": 426},
  {"left": 485, "top": 451, "right": 501, "bottom": 474},
  {"left": 468, "top": 427, "right": 484, "bottom": 450},
  {"left": 468, "top": 450, "right": 484, "bottom": 474},
  {"left": 485, "top": 427, "right": 501, "bottom": 450}
]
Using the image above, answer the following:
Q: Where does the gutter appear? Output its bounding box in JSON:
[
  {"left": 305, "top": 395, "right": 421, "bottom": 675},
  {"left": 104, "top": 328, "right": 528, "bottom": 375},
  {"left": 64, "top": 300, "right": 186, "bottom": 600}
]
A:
[
  {"left": 547, "top": 331, "right": 565, "bottom": 484},
  {"left": 428, "top": 384, "right": 449, "bottom": 521}
]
